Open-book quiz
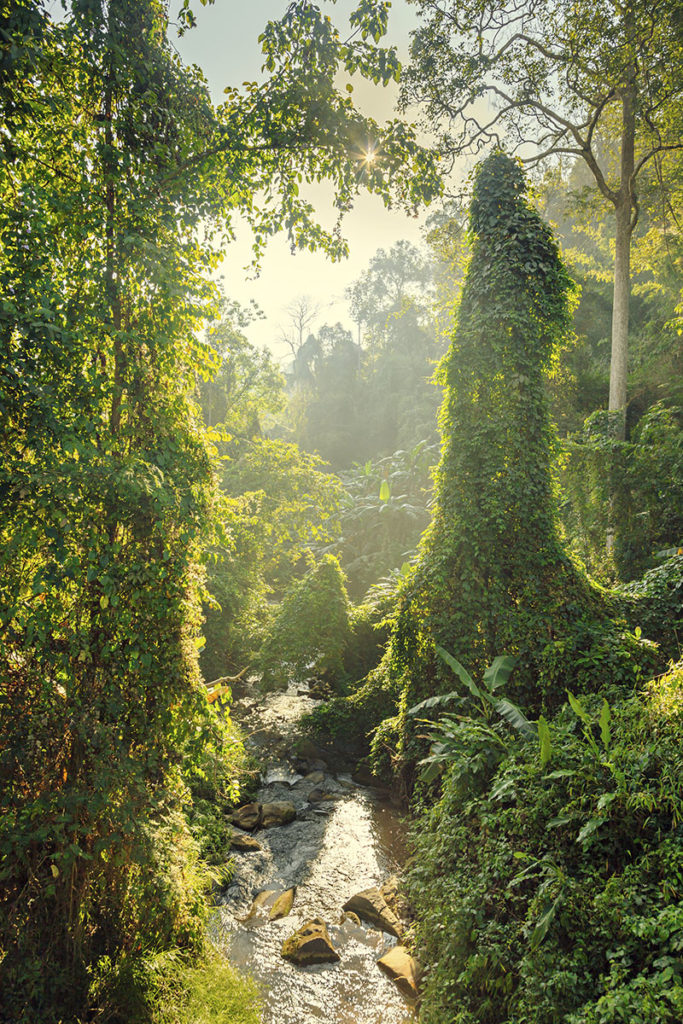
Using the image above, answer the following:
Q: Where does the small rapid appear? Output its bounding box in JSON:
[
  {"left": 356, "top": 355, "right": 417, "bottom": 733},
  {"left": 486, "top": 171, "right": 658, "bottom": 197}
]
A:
[{"left": 210, "top": 681, "right": 416, "bottom": 1024}]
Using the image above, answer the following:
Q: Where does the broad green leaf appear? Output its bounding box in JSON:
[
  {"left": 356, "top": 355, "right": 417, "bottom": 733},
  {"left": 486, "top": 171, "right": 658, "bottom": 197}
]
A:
[
  {"left": 567, "top": 690, "right": 591, "bottom": 726},
  {"left": 483, "top": 654, "right": 517, "bottom": 691},
  {"left": 596, "top": 791, "right": 617, "bottom": 811},
  {"left": 407, "top": 690, "right": 461, "bottom": 717},
  {"left": 576, "top": 817, "right": 605, "bottom": 844},
  {"left": 493, "top": 697, "right": 535, "bottom": 738},
  {"left": 435, "top": 645, "right": 484, "bottom": 701},
  {"left": 537, "top": 714, "right": 551, "bottom": 766},
  {"left": 530, "top": 894, "right": 562, "bottom": 951},
  {"left": 546, "top": 815, "right": 575, "bottom": 830}
]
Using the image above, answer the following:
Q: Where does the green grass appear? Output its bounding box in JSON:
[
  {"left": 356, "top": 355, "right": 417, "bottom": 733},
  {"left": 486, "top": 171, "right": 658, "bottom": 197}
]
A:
[{"left": 176, "top": 956, "right": 262, "bottom": 1024}]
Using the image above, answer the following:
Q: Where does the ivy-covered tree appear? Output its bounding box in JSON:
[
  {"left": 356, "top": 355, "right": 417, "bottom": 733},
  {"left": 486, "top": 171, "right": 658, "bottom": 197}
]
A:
[
  {"left": 377, "top": 153, "right": 655, "bottom": 785},
  {"left": 0, "top": 1, "right": 439, "bottom": 1018}
]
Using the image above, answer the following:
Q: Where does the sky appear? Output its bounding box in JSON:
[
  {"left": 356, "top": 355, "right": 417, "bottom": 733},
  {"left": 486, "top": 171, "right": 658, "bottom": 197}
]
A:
[{"left": 172, "top": 0, "right": 449, "bottom": 360}]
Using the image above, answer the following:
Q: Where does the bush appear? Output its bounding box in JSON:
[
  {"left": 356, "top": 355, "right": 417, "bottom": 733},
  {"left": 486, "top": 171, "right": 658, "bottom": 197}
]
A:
[
  {"left": 619, "top": 554, "right": 683, "bottom": 663},
  {"left": 258, "top": 554, "right": 351, "bottom": 691},
  {"left": 89, "top": 948, "right": 261, "bottom": 1024},
  {"left": 409, "top": 661, "right": 683, "bottom": 1024},
  {"left": 304, "top": 660, "right": 400, "bottom": 767}
]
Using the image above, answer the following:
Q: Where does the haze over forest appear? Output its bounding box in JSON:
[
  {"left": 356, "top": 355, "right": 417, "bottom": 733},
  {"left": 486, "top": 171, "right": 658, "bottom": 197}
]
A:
[{"left": 1, "top": 3, "right": 682, "bottom": 1024}]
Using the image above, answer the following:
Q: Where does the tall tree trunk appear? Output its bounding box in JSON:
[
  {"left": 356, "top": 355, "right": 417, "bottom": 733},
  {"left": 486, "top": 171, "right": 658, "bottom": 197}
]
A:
[
  {"left": 608, "top": 83, "right": 636, "bottom": 442},
  {"left": 606, "top": 82, "right": 635, "bottom": 553}
]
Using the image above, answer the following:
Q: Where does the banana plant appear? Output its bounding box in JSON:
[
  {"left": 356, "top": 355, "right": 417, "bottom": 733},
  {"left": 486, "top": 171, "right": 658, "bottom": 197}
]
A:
[{"left": 408, "top": 647, "right": 554, "bottom": 778}]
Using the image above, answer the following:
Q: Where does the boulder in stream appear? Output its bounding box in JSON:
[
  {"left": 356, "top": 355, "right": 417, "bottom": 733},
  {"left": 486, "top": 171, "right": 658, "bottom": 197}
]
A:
[
  {"left": 231, "top": 802, "right": 261, "bottom": 831},
  {"left": 230, "top": 830, "right": 262, "bottom": 852},
  {"left": 269, "top": 886, "right": 296, "bottom": 920},
  {"left": 380, "top": 874, "right": 413, "bottom": 922},
  {"left": 281, "top": 917, "right": 340, "bottom": 965},
  {"left": 238, "top": 889, "right": 276, "bottom": 923},
  {"left": 377, "top": 945, "right": 421, "bottom": 1000},
  {"left": 342, "top": 887, "right": 404, "bottom": 939},
  {"left": 307, "top": 787, "right": 338, "bottom": 804},
  {"left": 261, "top": 800, "right": 296, "bottom": 827}
]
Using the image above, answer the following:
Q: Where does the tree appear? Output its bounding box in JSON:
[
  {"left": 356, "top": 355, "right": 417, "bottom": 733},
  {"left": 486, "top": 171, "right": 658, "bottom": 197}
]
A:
[
  {"left": 402, "top": 0, "right": 683, "bottom": 439},
  {"left": 374, "top": 153, "right": 655, "bottom": 789},
  {"left": 278, "top": 295, "right": 321, "bottom": 363},
  {"left": 0, "top": 1, "right": 439, "bottom": 1017},
  {"left": 346, "top": 239, "right": 431, "bottom": 346}
]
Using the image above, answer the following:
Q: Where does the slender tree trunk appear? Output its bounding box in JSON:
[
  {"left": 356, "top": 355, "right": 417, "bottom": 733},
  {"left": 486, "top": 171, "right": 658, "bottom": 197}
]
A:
[
  {"left": 608, "top": 84, "right": 635, "bottom": 442},
  {"left": 608, "top": 200, "right": 632, "bottom": 441},
  {"left": 606, "top": 83, "right": 635, "bottom": 553}
]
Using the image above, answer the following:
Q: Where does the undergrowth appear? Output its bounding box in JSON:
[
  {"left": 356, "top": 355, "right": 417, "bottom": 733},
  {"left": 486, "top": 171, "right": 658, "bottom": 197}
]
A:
[{"left": 409, "top": 659, "right": 683, "bottom": 1024}]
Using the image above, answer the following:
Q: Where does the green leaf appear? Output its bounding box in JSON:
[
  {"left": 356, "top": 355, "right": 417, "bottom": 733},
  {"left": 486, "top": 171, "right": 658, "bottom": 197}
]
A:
[
  {"left": 493, "top": 697, "right": 536, "bottom": 739},
  {"left": 576, "top": 817, "right": 605, "bottom": 844},
  {"left": 407, "top": 690, "right": 461, "bottom": 717},
  {"left": 537, "top": 714, "right": 551, "bottom": 766},
  {"left": 435, "top": 645, "right": 484, "bottom": 701},
  {"left": 530, "top": 894, "right": 562, "bottom": 951},
  {"left": 483, "top": 654, "right": 517, "bottom": 691},
  {"left": 379, "top": 479, "right": 390, "bottom": 502},
  {"left": 599, "top": 699, "right": 611, "bottom": 749},
  {"left": 567, "top": 690, "right": 591, "bottom": 726}
]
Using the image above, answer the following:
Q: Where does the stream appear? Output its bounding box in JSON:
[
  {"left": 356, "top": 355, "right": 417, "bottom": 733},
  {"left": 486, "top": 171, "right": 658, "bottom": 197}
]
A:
[{"left": 210, "top": 680, "right": 416, "bottom": 1024}]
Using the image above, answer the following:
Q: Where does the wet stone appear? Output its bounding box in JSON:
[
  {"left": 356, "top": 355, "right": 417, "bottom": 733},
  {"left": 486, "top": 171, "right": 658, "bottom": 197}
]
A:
[
  {"left": 231, "top": 830, "right": 262, "bottom": 852},
  {"left": 343, "top": 887, "right": 404, "bottom": 939},
  {"left": 239, "top": 889, "right": 276, "bottom": 922},
  {"left": 269, "top": 886, "right": 296, "bottom": 920},
  {"left": 281, "top": 917, "right": 340, "bottom": 965},
  {"left": 377, "top": 945, "right": 421, "bottom": 1000},
  {"left": 232, "top": 802, "right": 261, "bottom": 831},
  {"left": 261, "top": 800, "right": 296, "bottom": 827}
]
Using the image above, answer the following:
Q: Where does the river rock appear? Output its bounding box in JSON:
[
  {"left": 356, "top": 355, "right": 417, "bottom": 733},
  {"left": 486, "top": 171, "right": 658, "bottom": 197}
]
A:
[
  {"left": 294, "top": 737, "right": 325, "bottom": 761},
  {"left": 231, "top": 802, "right": 261, "bottom": 831},
  {"left": 230, "top": 830, "right": 262, "bottom": 852},
  {"left": 239, "top": 889, "right": 276, "bottom": 922},
  {"left": 269, "top": 886, "right": 296, "bottom": 920},
  {"left": 339, "top": 911, "right": 361, "bottom": 926},
  {"left": 303, "top": 770, "right": 325, "bottom": 785},
  {"left": 261, "top": 800, "right": 296, "bottom": 827},
  {"left": 377, "top": 945, "right": 421, "bottom": 999},
  {"left": 343, "top": 887, "right": 404, "bottom": 938},
  {"left": 307, "top": 787, "right": 338, "bottom": 803},
  {"left": 351, "top": 762, "right": 378, "bottom": 787},
  {"left": 380, "top": 874, "right": 413, "bottom": 921},
  {"left": 281, "top": 917, "right": 340, "bottom": 965}
]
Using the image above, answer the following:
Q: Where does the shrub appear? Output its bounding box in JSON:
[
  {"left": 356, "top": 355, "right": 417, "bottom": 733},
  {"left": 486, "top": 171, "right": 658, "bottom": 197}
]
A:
[
  {"left": 409, "top": 660, "right": 683, "bottom": 1024},
  {"left": 258, "top": 554, "right": 351, "bottom": 691},
  {"left": 619, "top": 554, "right": 683, "bottom": 663}
]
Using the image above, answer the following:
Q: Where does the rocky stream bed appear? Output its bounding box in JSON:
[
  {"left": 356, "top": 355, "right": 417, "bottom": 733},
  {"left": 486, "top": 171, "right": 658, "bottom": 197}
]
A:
[{"left": 209, "top": 680, "right": 418, "bottom": 1024}]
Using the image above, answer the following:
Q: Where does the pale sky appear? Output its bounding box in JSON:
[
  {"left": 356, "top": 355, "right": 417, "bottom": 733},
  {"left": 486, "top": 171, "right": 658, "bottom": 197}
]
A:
[{"left": 173, "top": 0, "right": 450, "bottom": 358}]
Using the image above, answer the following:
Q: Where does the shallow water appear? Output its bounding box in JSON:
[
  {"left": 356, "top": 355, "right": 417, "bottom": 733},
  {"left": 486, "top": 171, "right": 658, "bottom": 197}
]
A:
[{"left": 211, "top": 682, "right": 416, "bottom": 1024}]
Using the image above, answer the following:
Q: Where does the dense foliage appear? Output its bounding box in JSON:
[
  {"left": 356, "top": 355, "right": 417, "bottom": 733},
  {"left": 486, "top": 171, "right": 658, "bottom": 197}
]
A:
[
  {"left": 360, "top": 154, "right": 656, "bottom": 792},
  {"left": 0, "top": 1, "right": 439, "bottom": 1019},
  {"left": 409, "top": 660, "right": 683, "bottom": 1024},
  {"left": 259, "top": 553, "right": 351, "bottom": 692}
]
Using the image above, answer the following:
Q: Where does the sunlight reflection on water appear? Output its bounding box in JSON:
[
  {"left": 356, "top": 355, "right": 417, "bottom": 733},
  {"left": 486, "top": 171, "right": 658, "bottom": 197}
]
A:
[{"left": 211, "top": 786, "right": 415, "bottom": 1024}]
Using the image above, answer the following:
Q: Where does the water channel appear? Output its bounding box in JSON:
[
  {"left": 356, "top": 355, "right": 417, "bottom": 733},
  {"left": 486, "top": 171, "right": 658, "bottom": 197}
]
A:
[{"left": 210, "top": 681, "right": 416, "bottom": 1024}]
